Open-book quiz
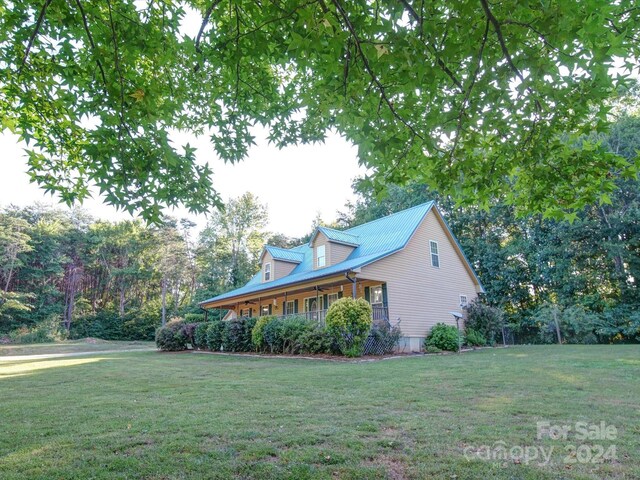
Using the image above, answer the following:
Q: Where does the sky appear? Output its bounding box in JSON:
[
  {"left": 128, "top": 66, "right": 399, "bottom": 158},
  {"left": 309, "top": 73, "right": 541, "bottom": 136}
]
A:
[{"left": 0, "top": 129, "right": 366, "bottom": 238}]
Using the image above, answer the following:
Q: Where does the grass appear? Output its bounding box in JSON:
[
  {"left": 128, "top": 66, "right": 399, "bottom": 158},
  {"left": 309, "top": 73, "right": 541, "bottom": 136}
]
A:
[
  {"left": 0, "top": 345, "right": 638, "bottom": 479},
  {"left": 0, "top": 339, "right": 155, "bottom": 356}
]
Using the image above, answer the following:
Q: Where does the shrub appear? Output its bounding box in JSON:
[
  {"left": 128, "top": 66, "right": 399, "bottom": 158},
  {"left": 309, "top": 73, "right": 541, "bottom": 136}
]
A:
[
  {"left": 70, "top": 307, "right": 160, "bottom": 341},
  {"left": 465, "top": 327, "right": 487, "bottom": 347},
  {"left": 257, "top": 316, "right": 330, "bottom": 354},
  {"left": 463, "top": 299, "right": 504, "bottom": 345},
  {"left": 70, "top": 311, "right": 124, "bottom": 340},
  {"left": 325, "top": 297, "right": 373, "bottom": 357},
  {"left": 155, "top": 322, "right": 188, "bottom": 351},
  {"left": 194, "top": 323, "right": 209, "bottom": 349},
  {"left": 297, "top": 325, "right": 334, "bottom": 354},
  {"left": 222, "top": 317, "right": 256, "bottom": 352},
  {"left": 252, "top": 315, "right": 277, "bottom": 351},
  {"left": 425, "top": 323, "right": 461, "bottom": 352},
  {"left": 7, "top": 316, "right": 63, "bottom": 344},
  {"left": 364, "top": 324, "right": 402, "bottom": 355},
  {"left": 206, "top": 321, "right": 224, "bottom": 351},
  {"left": 184, "top": 313, "right": 205, "bottom": 323},
  {"left": 424, "top": 345, "right": 443, "bottom": 354}
]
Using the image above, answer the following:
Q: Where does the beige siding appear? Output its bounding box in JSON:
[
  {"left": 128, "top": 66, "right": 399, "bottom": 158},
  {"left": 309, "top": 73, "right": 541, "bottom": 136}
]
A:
[
  {"left": 261, "top": 252, "right": 297, "bottom": 281},
  {"left": 360, "top": 209, "right": 480, "bottom": 339},
  {"left": 330, "top": 242, "right": 355, "bottom": 264},
  {"left": 312, "top": 232, "right": 329, "bottom": 269},
  {"left": 312, "top": 231, "right": 355, "bottom": 268},
  {"left": 274, "top": 260, "right": 297, "bottom": 279},
  {"left": 261, "top": 252, "right": 274, "bottom": 282}
]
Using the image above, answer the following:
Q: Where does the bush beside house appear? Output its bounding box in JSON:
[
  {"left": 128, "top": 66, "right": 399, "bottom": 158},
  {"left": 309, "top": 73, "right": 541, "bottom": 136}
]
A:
[{"left": 155, "top": 298, "right": 389, "bottom": 356}]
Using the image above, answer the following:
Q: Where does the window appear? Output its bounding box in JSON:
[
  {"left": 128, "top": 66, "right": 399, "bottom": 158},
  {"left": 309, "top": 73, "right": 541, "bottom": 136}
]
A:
[
  {"left": 264, "top": 262, "right": 271, "bottom": 281},
  {"left": 316, "top": 245, "right": 326, "bottom": 267},
  {"left": 459, "top": 295, "right": 468, "bottom": 308},
  {"left": 286, "top": 300, "right": 295, "bottom": 315},
  {"left": 430, "top": 240, "right": 440, "bottom": 268},
  {"left": 304, "top": 296, "right": 323, "bottom": 312},
  {"left": 370, "top": 285, "right": 383, "bottom": 306},
  {"left": 327, "top": 293, "right": 339, "bottom": 307},
  {"left": 261, "top": 305, "right": 270, "bottom": 316},
  {"left": 240, "top": 308, "right": 251, "bottom": 318}
]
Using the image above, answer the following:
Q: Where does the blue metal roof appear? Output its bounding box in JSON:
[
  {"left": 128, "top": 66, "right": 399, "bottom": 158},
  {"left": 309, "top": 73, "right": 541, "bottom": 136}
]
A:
[
  {"left": 263, "top": 245, "right": 304, "bottom": 263},
  {"left": 312, "top": 226, "right": 360, "bottom": 246},
  {"left": 200, "top": 201, "right": 483, "bottom": 305}
]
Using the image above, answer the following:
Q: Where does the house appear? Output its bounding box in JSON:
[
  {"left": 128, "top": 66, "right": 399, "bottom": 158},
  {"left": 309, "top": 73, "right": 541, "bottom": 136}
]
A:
[{"left": 199, "top": 202, "right": 484, "bottom": 352}]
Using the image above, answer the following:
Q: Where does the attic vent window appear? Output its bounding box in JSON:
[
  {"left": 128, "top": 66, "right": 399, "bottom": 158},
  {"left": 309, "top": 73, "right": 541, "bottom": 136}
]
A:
[
  {"left": 264, "top": 262, "right": 271, "bottom": 281},
  {"left": 430, "top": 240, "right": 440, "bottom": 268},
  {"left": 317, "top": 245, "right": 326, "bottom": 268}
]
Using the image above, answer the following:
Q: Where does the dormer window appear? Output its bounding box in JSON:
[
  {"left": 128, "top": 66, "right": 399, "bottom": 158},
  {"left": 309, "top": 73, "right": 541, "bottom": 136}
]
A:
[
  {"left": 264, "top": 262, "right": 271, "bottom": 281},
  {"left": 316, "top": 245, "right": 326, "bottom": 268}
]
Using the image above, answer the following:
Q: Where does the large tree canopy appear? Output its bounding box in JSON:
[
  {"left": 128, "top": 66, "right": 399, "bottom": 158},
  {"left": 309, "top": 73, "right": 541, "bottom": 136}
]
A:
[{"left": 1, "top": 0, "right": 639, "bottom": 221}]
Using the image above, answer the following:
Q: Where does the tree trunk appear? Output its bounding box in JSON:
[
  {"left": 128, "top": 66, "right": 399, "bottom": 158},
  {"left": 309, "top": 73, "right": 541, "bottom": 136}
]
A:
[
  {"left": 119, "top": 283, "right": 125, "bottom": 317},
  {"left": 161, "top": 276, "right": 167, "bottom": 326}
]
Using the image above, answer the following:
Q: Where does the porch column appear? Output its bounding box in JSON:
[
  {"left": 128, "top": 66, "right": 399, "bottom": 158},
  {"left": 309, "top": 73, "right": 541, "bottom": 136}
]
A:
[
  {"left": 352, "top": 277, "right": 357, "bottom": 298},
  {"left": 283, "top": 292, "right": 288, "bottom": 315}
]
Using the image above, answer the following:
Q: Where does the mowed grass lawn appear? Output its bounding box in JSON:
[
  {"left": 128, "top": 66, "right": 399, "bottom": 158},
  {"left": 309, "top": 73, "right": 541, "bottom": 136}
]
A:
[{"left": 0, "top": 346, "right": 638, "bottom": 479}]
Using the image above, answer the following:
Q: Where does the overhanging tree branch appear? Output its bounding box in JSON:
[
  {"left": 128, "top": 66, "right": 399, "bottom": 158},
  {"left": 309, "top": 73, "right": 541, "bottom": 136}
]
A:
[
  {"left": 73, "top": 0, "right": 108, "bottom": 94},
  {"left": 18, "top": 0, "right": 53, "bottom": 75},
  {"left": 479, "top": 0, "right": 524, "bottom": 82},
  {"left": 330, "top": 0, "right": 423, "bottom": 140}
]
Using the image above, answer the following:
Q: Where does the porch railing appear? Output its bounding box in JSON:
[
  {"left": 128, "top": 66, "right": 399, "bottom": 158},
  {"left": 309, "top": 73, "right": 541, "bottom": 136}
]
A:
[{"left": 244, "top": 305, "right": 390, "bottom": 328}]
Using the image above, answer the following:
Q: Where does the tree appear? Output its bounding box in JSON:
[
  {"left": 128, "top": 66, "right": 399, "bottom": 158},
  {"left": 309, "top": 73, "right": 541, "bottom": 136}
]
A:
[
  {"left": 196, "top": 193, "right": 268, "bottom": 301},
  {"left": 155, "top": 220, "right": 192, "bottom": 326},
  {"left": 0, "top": 214, "right": 32, "bottom": 293},
  {"left": 1, "top": 1, "right": 639, "bottom": 221}
]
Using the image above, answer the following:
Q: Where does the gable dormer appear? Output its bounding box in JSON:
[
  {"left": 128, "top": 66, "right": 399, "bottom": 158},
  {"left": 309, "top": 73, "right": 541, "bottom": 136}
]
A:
[
  {"left": 259, "top": 245, "right": 304, "bottom": 281},
  {"left": 310, "top": 227, "right": 359, "bottom": 269}
]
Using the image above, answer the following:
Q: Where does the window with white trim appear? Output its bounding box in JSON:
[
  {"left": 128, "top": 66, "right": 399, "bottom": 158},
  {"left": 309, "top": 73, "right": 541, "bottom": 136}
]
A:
[
  {"left": 459, "top": 294, "right": 468, "bottom": 308},
  {"left": 264, "top": 262, "right": 271, "bottom": 281},
  {"left": 316, "top": 245, "right": 326, "bottom": 267},
  {"left": 286, "top": 300, "right": 295, "bottom": 315},
  {"left": 327, "top": 293, "right": 339, "bottom": 306},
  {"left": 430, "top": 240, "right": 440, "bottom": 268},
  {"left": 370, "top": 285, "right": 383, "bottom": 306},
  {"left": 240, "top": 308, "right": 251, "bottom": 318},
  {"left": 261, "top": 305, "right": 270, "bottom": 316}
]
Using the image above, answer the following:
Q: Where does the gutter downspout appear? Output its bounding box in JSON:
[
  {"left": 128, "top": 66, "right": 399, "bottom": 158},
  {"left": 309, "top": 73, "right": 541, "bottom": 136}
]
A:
[{"left": 345, "top": 271, "right": 357, "bottom": 298}]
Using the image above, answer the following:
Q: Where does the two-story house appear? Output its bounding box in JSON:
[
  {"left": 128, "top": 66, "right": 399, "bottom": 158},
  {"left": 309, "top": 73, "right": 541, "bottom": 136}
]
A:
[{"left": 199, "top": 201, "right": 484, "bottom": 351}]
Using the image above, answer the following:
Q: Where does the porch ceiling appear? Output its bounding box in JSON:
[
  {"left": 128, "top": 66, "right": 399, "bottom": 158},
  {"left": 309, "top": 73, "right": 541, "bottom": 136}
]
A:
[{"left": 201, "top": 274, "right": 385, "bottom": 310}]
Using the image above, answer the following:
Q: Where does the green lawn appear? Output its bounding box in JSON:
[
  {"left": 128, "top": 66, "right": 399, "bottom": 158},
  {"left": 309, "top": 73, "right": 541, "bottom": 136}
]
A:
[
  {"left": 0, "top": 339, "right": 155, "bottom": 356},
  {"left": 0, "top": 346, "right": 638, "bottom": 479}
]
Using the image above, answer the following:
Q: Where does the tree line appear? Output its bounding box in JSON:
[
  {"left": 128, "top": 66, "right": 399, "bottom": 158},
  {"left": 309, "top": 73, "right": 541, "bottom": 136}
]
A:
[{"left": 0, "top": 194, "right": 276, "bottom": 341}]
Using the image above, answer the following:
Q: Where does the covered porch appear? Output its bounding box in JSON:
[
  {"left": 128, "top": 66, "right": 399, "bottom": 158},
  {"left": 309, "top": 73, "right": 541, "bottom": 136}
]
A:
[{"left": 200, "top": 273, "right": 391, "bottom": 327}]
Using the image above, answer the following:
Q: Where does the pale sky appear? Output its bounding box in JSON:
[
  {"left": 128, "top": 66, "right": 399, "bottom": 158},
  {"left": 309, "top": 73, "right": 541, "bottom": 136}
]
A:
[{"left": 0, "top": 129, "right": 366, "bottom": 238}]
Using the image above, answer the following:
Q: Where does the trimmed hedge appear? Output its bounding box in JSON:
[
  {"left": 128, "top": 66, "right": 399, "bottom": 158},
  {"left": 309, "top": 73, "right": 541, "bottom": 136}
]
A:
[
  {"left": 206, "top": 321, "right": 224, "bottom": 351},
  {"left": 155, "top": 321, "right": 198, "bottom": 351},
  {"left": 325, "top": 297, "right": 372, "bottom": 357},
  {"left": 156, "top": 322, "right": 188, "bottom": 351},
  {"left": 222, "top": 317, "right": 256, "bottom": 352},
  {"left": 194, "top": 323, "right": 209, "bottom": 349}
]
